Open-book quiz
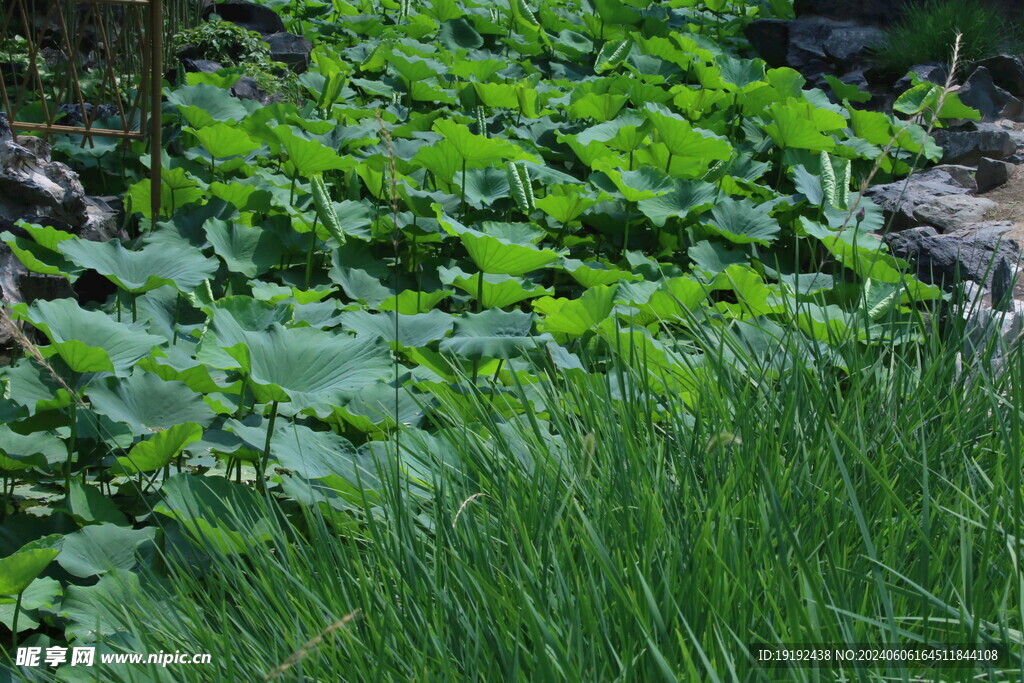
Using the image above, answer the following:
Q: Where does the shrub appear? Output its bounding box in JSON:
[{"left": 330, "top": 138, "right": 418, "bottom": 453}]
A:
[
  {"left": 873, "top": 0, "right": 1024, "bottom": 75},
  {"left": 172, "top": 15, "right": 270, "bottom": 67}
]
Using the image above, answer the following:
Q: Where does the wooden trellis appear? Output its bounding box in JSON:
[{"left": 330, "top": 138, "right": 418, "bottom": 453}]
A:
[{"left": 0, "top": 0, "right": 163, "bottom": 218}]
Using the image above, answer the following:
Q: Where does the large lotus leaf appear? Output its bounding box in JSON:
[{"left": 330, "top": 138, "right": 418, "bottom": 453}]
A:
[
  {"left": 575, "top": 112, "right": 650, "bottom": 151},
  {"left": 568, "top": 92, "right": 628, "bottom": 122},
  {"left": 436, "top": 211, "right": 561, "bottom": 275},
  {"left": 594, "top": 320, "right": 701, "bottom": 400},
  {"left": 339, "top": 309, "right": 455, "bottom": 347},
  {"left": 197, "top": 296, "right": 293, "bottom": 371},
  {"left": 439, "top": 17, "right": 483, "bottom": 49},
  {"left": 65, "top": 481, "right": 129, "bottom": 527},
  {"left": 637, "top": 180, "right": 718, "bottom": 227},
  {"left": 15, "top": 299, "right": 164, "bottom": 375},
  {"left": 535, "top": 186, "right": 601, "bottom": 224},
  {"left": 126, "top": 167, "right": 206, "bottom": 219},
  {"left": 429, "top": 119, "right": 538, "bottom": 167},
  {"left": 439, "top": 266, "right": 553, "bottom": 308},
  {"left": 534, "top": 285, "right": 618, "bottom": 337},
  {"left": 112, "top": 422, "right": 203, "bottom": 475},
  {"left": 255, "top": 419, "right": 364, "bottom": 480},
  {"left": 1, "top": 360, "right": 72, "bottom": 415},
  {"left": 59, "top": 239, "right": 217, "bottom": 293},
  {"left": 273, "top": 125, "right": 354, "bottom": 175},
  {"left": 762, "top": 101, "right": 845, "bottom": 151},
  {"left": 85, "top": 370, "right": 216, "bottom": 433},
  {"left": 155, "top": 474, "right": 274, "bottom": 554},
  {"left": 0, "top": 426, "right": 65, "bottom": 471},
  {"left": 204, "top": 217, "right": 283, "bottom": 278},
  {"left": 471, "top": 82, "right": 520, "bottom": 109},
  {"left": 189, "top": 123, "right": 262, "bottom": 159},
  {"left": 328, "top": 383, "right": 427, "bottom": 434},
  {"left": 208, "top": 182, "right": 273, "bottom": 213},
  {"left": 709, "top": 265, "right": 784, "bottom": 318},
  {"left": 644, "top": 104, "right": 732, "bottom": 160},
  {"left": 703, "top": 197, "right": 781, "bottom": 246},
  {"left": 633, "top": 277, "right": 708, "bottom": 322},
  {"left": 166, "top": 83, "right": 253, "bottom": 127},
  {"left": 440, "top": 309, "right": 550, "bottom": 360},
  {"left": 688, "top": 240, "right": 748, "bottom": 276},
  {"left": 57, "top": 524, "right": 156, "bottom": 578},
  {"left": 591, "top": 163, "right": 675, "bottom": 202},
  {"left": 0, "top": 535, "right": 62, "bottom": 596},
  {"left": 1, "top": 222, "right": 81, "bottom": 279},
  {"left": 696, "top": 54, "right": 766, "bottom": 91},
  {"left": 561, "top": 259, "right": 642, "bottom": 287},
  {"left": 462, "top": 167, "right": 510, "bottom": 208},
  {"left": 0, "top": 577, "right": 61, "bottom": 631}
]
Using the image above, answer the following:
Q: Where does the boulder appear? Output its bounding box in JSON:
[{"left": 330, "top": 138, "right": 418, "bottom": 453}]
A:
[
  {"left": 893, "top": 62, "right": 949, "bottom": 94},
  {"left": 229, "top": 76, "right": 281, "bottom": 105},
  {"left": 743, "top": 19, "right": 789, "bottom": 68},
  {"left": 265, "top": 32, "right": 312, "bottom": 73},
  {"left": 864, "top": 168, "right": 972, "bottom": 230},
  {"left": 823, "top": 25, "right": 884, "bottom": 62},
  {"left": 884, "top": 222, "right": 1020, "bottom": 290},
  {"left": 975, "top": 54, "right": 1024, "bottom": 97},
  {"left": 931, "top": 129, "right": 1017, "bottom": 165},
  {"left": 977, "top": 157, "right": 1012, "bottom": 193},
  {"left": 931, "top": 164, "right": 977, "bottom": 191},
  {"left": 793, "top": 0, "right": 907, "bottom": 24},
  {"left": 0, "top": 124, "right": 88, "bottom": 228},
  {"left": 181, "top": 58, "right": 224, "bottom": 74},
  {"left": 203, "top": 1, "right": 285, "bottom": 35},
  {"left": 956, "top": 67, "right": 1024, "bottom": 122},
  {"left": 914, "top": 195, "right": 998, "bottom": 233}
]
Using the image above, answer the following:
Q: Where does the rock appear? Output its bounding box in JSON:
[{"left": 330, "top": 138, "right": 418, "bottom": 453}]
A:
[
  {"left": 56, "top": 103, "right": 120, "bottom": 126},
  {"left": 743, "top": 19, "right": 789, "bottom": 68},
  {"left": 204, "top": 1, "right": 286, "bottom": 35},
  {"left": 180, "top": 58, "right": 224, "bottom": 73},
  {"left": 884, "top": 221, "right": 1020, "bottom": 290},
  {"left": 864, "top": 169, "right": 972, "bottom": 230},
  {"left": 80, "top": 196, "right": 124, "bottom": 243},
  {"left": 977, "top": 157, "right": 1012, "bottom": 193},
  {"left": 0, "top": 127, "right": 88, "bottom": 228},
  {"left": 931, "top": 164, "right": 977, "bottom": 191},
  {"left": 793, "top": 0, "right": 906, "bottom": 23},
  {"left": 991, "top": 252, "right": 1017, "bottom": 310},
  {"left": 956, "top": 67, "right": 1024, "bottom": 122},
  {"left": 932, "top": 129, "right": 1017, "bottom": 165},
  {"left": 975, "top": 54, "right": 1024, "bottom": 97},
  {"left": 914, "top": 195, "right": 998, "bottom": 233},
  {"left": 265, "top": 32, "right": 312, "bottom": 73},
  {"left": 823, "top": 25, "right": 884, "bottom": 62},
  {"left": 229, "top": 76, "right": 281, "bottom": 105},
  {"left": 894, "top": 62, "right": 949, "bottom": 94}
]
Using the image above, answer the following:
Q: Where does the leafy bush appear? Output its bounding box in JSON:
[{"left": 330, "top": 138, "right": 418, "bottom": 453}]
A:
[
  {"left": 873, "top": 0, "right": 1024, "bottom": 74},
  {"left": 172, "top": 15, "right": 270, "bottom": 67}
]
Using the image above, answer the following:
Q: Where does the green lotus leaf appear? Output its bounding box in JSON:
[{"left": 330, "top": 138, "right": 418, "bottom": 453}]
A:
[
  {"left": 703, "top": 197, "right": 781, "bottom": 246},
  {"left": 65, "top": 481, "right": 129, "bottom": 527},
  {"left": 155, "top": 474, "right": 274, "bottom": 555},
  {"left": 440, "top": 309, "right": 549, "bottom": 360},
  {"left": 762, "top": 100, "right": 846, "bottom": 151},
  {"left": 0, "top": 425, "right": 64, "bottom": 471},
  {"left": 208, "top": 182, "right": 273, "bottom": 212},
  {"left": 1, "top": 359, "right": 72, "bottom": 414},
  {"left": 591, "top": 163, "right": 675, "bottom": 202},
  {"left": 112, "top": 422, "right": 203, "bottom": 475},
  {"left": 0, "top": 535, "right": 62, "bottom": 596},
  {"left": 86, "top": 369, "right": 215, "bottom": 434},
  {"left": 339, "top": 309, "right": 455, "bottom": 347},
  {"left": 14, "top": 299, "right": 164, "bottom": 375},
  {"left": 436, "top": 210, "right": 562, "bottom": 275},
  {"left": 644, "top": 104, "right": 732, "bottom": 161},
  {"left": 204, "top": 217, "right": 283, "bottom": 278},
  {"left": 439, "top": 266, "right": 553, "bottom": 308},
  {"left": 534, "top": 285, "right": 618, "bottom": 337},
  {"left": 1, "top": 222, "right": 81, "bottom": 279},
  {"left": 430, "top": 119, "right": 538, "bottom": 167},
  {"left": 568, "top": 92, "right": 629, "bottom": 122},
  {"left": 575, "top": 112, "right": 650, "bottom": 151},
  {"left": 439, "top": 17, "right": 483, "bottom": 50},
  {"left": 637, "top": 179, "right": 718, "bottom": 227},
  {"left": 687, "top": 240, "right": 748, "bottom": 276},
  {"left": 126, "top": 167, "right": 206, "bottom": 219},
  {"left": 462, "top": 167, "right": 510, "bottom": 208},
  {"left": 190, "top": 123, "right": 262, "bottom": 159},
  {"left": 535, "top": 186, "right": 601, "bottom": 224},
  {"left": 166, "top": 83, "right": 253, "bottom": 127},
  {"left": 561, "top": 259, "right": 642, "bottom": 287},
  {"left": 59, "top": 239, "right": 217, "bottom": 293},
  {"left": 57, "top": 524, "right": 156, "bottom": 578},
  {"left": 273, "top": 125, "right": 355, "bottom": 175}
]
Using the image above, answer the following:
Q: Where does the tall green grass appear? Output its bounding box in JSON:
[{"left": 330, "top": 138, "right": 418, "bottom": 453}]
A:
[
  {"left": 28, "top": 306, "right": 1024, "bottom": 681},
  {"left": 873, "top": 0, "right": 1024, "bottom": 75}
]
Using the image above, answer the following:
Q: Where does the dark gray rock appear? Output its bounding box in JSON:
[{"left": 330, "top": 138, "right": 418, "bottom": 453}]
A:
[
  {"left": 743, "top": 19, "right": 789, "bottom": 68},
  {"left": 265, "top": 32, "right": 312, "bottom": 73},
  {"left": 931, "top": 164, "right": 977, "bottom": 191},
  {"left": 864, "top": 169, "right": 972, "bottom": 230},
  {"left": 957, "top": 67, "right": 1024, "bottom": 122},
  {"left": 975, "top": 54, "right": 1024, "bottom": 97},
  {"left": 0, "top": 131, "right": 88, "bottom": 227},
  {"left": 977, "top": 157, "right": 1012, "bottom": 193},
  {"left": 823, "top": 25, "right": 884, "bottom": 62},
  {"left": 894, "top": 62, "right": 949, "bottom": 94},
  {"left": 56, "top": 103, "right": 119, "bottom": 126},
  {"left": 229, "top": 76, "right": 281, "bottom": 106},
  {"left": 932, "top": 129, "right": 1017, "bottom": 165},
  {"left": 204, "top": 1, "right": 286, "bottom": 35},
  {"left": 884, "top": 221, "right": 1020, "bottom": 290},
  {"left": 915, "top": 195, "right": 998, "bottom": 232},
  {"left": 181, "top": 58, "right": 224, "bottom": 73},
  {"left": 794, "top": 0, "right": 906, "bottom": 23}
]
